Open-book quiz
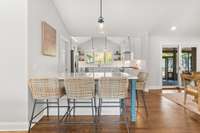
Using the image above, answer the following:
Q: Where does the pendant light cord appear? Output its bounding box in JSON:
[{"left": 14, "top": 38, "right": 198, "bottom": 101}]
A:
[{"left": 100, "top": 0, "right": 103, "bottom": 17}]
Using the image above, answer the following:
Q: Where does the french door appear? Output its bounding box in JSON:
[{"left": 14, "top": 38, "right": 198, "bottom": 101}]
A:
[
  {"left": 162, "top": 56, "right": 176, "bottom": 80},
  {"left": 162, "top": 45, "right": 197, "bottom": 87},
  {"left": 162, "top": 48, "right": 178, "bottom": 86}
]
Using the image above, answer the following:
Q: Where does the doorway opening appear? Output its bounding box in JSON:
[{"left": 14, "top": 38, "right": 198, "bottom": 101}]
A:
[
  {"left": 162, "top": 48, "right": 178, "bottom": 86},
  {"left": 162, "top": 46, "right": 197, "bottom": 87}
]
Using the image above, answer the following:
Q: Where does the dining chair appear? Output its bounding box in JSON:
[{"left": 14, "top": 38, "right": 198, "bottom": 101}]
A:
[
  {"left": 183, "top": 72, "right": 200, "bottom": 104},
  {"left": 28, "top": 78, "right": 65, "bottom": 133},
  {"left": 197, "top": 80, "right": 200, "bottom": 111},
  {"left": 98, "top": 77, "right": 130, "bottom": 133},
  {"left": 136, "top": 72, "right": 148, "bottom": 117},
  {"left": 64, "top": 77, "right": 97, "bottom": 129},
  {"left": 181, "top": 73, "right": 192, "bottom": 88}
]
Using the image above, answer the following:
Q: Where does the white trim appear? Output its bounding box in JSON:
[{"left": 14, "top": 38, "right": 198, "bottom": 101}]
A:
[
  {"left": 0, "top": 122, "right": 28, "bottom": 131},
  {"left": 0, "top": 111, "right": 44, "bottom": 131}
]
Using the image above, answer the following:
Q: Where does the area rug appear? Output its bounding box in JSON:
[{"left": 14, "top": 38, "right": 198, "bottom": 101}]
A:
[{"left": 163, "top": 93, "right": 200, "bottom": 115}]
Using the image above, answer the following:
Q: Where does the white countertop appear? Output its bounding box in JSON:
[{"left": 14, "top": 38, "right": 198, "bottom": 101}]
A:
[
  {"left": 29, "top": 72, "right": 138, "bottom": 80},
  {"left": 58, "top": 72, "right": 138, "bottom": 80}
]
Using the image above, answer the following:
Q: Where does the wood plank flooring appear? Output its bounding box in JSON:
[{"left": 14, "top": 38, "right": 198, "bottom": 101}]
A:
[{"left": 1, "top": 91, "right": 200, "bottom": 133}]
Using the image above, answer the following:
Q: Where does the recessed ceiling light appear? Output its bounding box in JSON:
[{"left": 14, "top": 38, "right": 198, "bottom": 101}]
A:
[
  {"left": 171, "top": 26, "right": 177, "bottom": 31},
  {"left": 72, "top": 37, "right": 78, "bottom": 42}
]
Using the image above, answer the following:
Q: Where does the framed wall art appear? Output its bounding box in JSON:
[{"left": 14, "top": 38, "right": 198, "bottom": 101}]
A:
[{"left": 42, "top": 21, "right": 56, "bottom": 56}]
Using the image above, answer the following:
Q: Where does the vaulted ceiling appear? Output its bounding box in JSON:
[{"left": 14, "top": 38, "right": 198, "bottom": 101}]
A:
[{"left": 53, "top": 0, "right": 200, "bottom": 37}]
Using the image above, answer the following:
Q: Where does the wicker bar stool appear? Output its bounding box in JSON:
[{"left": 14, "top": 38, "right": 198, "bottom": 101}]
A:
[
  {"left": 28, "top": 78, "right": 65, "bottom": 133},
  {"left": 136, "top": 72, "right": 149, "bottom": 117},
  {"left": 98, "top": 77, "right": 130, "bottom": 133},
  {"left": 63, "top": 77, "right": 97, "bottom": 127}
]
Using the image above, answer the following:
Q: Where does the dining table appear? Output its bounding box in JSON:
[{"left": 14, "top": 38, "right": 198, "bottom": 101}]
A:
[{"left": 58, "top": 72, "right": 138, "bottom": 122}]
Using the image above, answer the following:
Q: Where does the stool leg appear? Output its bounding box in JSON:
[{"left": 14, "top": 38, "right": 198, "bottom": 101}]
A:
[
  {"left": 91, "top": 98, "right": 94, "bottom": 116},
  {"left": 57, "top": 99, "right": 60, "bottom": 121},
  {"left": 61, "top": 99, "right": 71, "bottom": 121},
  {"left": 123, "top": 98, "right": 130, "bottom": 133},
  {"left": 67, "top": 99, "right": 71, "bottom": 117},
  {"left": 46, "top": 99, "right": 49, "bottom": 117},
  {"left": 28, "top": 99, "right": 37, "bottom": 133},
  {"left": 94, "top": 97, "right": 97, "bottom": 117},
  {"left": 98, "top": 98, "right": 102, "bottom": 117},
  {"left": 73, "top": 99, "right": 76, "bottom": 116},
  {"left": 120, "top": 99, "right": 124, "bottom": 115},
  {"left": 136, "top": 90, "right": 139, "bottom": 107},
  {"left": 93, "top": 97, "right": 98, "bottom": 133},
  {"left": 141, "top": 91, "right": 148, "bottom": 117},
  {"left": 97, "top": 98, "right": 102, "bottom": 133}
]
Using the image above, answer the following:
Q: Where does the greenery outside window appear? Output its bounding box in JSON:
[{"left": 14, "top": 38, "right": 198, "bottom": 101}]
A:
[
  {"left": 95, "top": 52, "right": 104, "bottom": 64},
  {"left": 85, "top": 51, "right": 112, "bottom": 64},
  {"left": 182, "top": 52, "right": 192, "bottom": 72},
  {"left": 85, "top": 52, "right": 94, "bottom": 63},
  {"left": 104, "top": 52, "right": 112, "bottom": 64}
]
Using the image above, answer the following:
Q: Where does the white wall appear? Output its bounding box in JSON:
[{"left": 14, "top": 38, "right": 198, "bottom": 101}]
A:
[
  {"left": 28, "top": 0, "right": 70, "bottom": 76},
  {"left": 0, "top": 0, "right": 71, "bottom": 130},
  {"left": 0, "top": 0, "right": 28, "bottom": 130},
  {"left": 148, "top": 35, "right": 200, "bottom": 89},
  {"left": 28, "top": 0, "right": 70, "bottom": 125},
  {"left": 1, "top": 0, "right": 200, "bottom": 131}
]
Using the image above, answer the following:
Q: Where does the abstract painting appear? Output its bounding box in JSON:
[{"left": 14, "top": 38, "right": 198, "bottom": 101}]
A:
[{"left": 42, "top": 21, "right": 56, "bottom": 56}]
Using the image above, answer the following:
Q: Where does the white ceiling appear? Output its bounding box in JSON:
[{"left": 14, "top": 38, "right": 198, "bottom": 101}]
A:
[{"left": 53, "top": 0, "right": 200, "bottom": 37}]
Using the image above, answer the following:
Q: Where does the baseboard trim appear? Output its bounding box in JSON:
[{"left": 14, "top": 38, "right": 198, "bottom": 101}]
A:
[
  {"left": 0, "top": 122, "right": 28, "bottom": 131},
  {"left": 0, "top": 111, "right": 44, "bottom": 131}
]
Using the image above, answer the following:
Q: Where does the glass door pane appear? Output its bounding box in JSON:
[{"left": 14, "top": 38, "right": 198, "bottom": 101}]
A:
[
  {"left": 168, "top": 58, "right": 174, "bottom": 73},
  {"left": 162, "top": 58, "right": 166, "bottom": 79},
  {"left": 182, "top": 51, "right": 192, "bottom": 73},
  {"left": 167, "top": 57, "right": 174, "bottom": 79}
]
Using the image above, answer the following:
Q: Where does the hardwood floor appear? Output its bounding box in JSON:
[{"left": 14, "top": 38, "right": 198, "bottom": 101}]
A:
[{"left": 2, "top": 91, "right": 200, "bottom": 133}]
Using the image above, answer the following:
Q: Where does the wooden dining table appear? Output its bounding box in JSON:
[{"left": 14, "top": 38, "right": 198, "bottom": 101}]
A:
[{"left": 58, "top": 72, "right": 138, "bottom": 122}]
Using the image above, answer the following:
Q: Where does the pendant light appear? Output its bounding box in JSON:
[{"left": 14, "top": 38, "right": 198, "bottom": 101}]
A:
[{"left": 97, "top": 0, "right": 105, "bottom": 34}]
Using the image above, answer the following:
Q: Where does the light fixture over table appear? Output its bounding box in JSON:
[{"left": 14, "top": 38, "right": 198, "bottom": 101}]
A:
[{"left": 97, "top": 0, "right": 105, "bottom": 34}]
